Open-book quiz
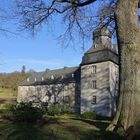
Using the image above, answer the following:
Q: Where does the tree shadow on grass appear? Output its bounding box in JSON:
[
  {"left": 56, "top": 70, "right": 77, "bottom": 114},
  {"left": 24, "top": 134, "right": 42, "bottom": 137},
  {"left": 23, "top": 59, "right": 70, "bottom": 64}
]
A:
[
  {"left": 0, "top": 122, "right": 47, "bottom": 140},
  {"left": 69, "top": 118, "right": 124, "bottom": 140},
  {"left": 0, "top": 118, "right": 124, "bottom": 140},
  {"left": 72, "top": 118, "right": 109, "bottom": 130}
]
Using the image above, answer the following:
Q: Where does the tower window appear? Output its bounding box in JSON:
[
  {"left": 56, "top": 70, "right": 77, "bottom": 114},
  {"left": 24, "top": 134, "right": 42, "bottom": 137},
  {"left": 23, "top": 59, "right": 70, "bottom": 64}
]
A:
[
  {"left": 92, "top": 96, "right": 96, "bottom": 104},
  {"left": 92, "top": 80, "right": 97, "bottom": 89},
  {"left": 92, "top": 65, "right": 96, "bottom": 74}
]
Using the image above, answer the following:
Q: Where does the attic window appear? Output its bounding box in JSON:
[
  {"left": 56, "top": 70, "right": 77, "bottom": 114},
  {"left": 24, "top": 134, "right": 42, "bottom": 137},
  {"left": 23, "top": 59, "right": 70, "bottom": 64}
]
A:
[
  {"left": 51, "top": 75, "right": 54, "bottom": 80},
  {"left": 27, "top": 78, "right": 30, "bottom": 82},
  {"left": 94, "top": 44, "right": 97, "bottom": 48},
  {"left": 35, "top": 77, "right": 37, "bottom": 82},
  {"left": 72, "top": 73, "right": 74, "bottom": 78},
  {"left": 42, "top": 77, "right": 44, "bottom": 81}
]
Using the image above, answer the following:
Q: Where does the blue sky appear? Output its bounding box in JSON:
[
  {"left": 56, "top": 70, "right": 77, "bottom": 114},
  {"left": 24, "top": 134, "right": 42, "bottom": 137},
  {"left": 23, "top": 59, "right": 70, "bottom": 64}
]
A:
[
  {"left": 3, "top": 0, "right": 138, "bottom": 73},
  {"left": 0, "top": 28, "right": 91, "bottom": 73},
  {"left": 0, "top": 0, "right": 95, "bottom": 73}
]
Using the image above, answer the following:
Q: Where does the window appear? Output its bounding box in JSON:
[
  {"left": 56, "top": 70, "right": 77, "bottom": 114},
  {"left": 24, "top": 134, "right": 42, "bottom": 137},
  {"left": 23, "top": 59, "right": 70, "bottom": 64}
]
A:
[
  {"left": 64, "top": 96, "right": 70, "bottom": 103},
  {"left": 92, "top": 80, "right": 97, "bottom": 89},
  {"left": 27, "top": 78, "right": 30, "bottom": 82},
  {"left": 51, "top": 75, "right": 54, "bottom": 80},
  {"left": 92, "top": 65, "right": 96, "bottom": 74},
  {"left": 92, "top": 96, "right": 96, "bottom": 104},
  {"left": 94, "top": 44, "right": 97, "bottom": 48},
  {"left": 72, "top": 73, "right": 74, "bottom": 78},
  {"left": 35, "top": 77, "right": 37, "bottom": 82},
  {"left": 42, "top": 77, "right": 44, "bottom": 81}
]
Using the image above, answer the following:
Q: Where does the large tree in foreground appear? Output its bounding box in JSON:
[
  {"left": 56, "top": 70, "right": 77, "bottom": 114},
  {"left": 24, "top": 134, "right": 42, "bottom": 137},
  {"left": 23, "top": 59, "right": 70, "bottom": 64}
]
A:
[{"left": 15, "top": 0, "right": 140, "bottom": 136}]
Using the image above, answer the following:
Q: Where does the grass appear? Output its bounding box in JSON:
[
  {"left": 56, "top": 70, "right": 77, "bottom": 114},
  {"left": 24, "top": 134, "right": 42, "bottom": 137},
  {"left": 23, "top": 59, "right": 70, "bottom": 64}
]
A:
[
  {"left": 0, "top": 88, "right": 17, "bottom": 104},
  {"left": 0, "top": 114, "right": 124, "bottom": 140},
  {"left": 0, "top": 88, "right": 17, "bottom": 98}
]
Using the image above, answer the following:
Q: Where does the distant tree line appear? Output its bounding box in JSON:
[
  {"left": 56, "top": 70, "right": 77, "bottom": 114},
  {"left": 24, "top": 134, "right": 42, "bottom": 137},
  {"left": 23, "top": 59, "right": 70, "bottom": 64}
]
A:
[{"left": 0, "top": 72, "right": 30, "bottom": 91}]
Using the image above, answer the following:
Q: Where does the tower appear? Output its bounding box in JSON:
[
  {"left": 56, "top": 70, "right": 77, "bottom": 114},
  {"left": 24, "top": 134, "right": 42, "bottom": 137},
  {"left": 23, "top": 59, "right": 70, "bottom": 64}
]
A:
[{"left": 80, "top": 26, "right": 119, "bottom": 117}]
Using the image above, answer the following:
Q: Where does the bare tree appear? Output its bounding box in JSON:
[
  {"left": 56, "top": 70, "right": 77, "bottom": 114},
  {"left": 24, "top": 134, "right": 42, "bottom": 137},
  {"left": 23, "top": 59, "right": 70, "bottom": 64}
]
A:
[
  {"left": 15, "top": 0, "right": 116, "bottom": 48},
  {"left": 26, "top": 77, "right": 70, "bottom": 109},
  {"left": 0, "top": 2, "right": 16, "bottom": 35},
  {"left": 15, "top": 0, "right": 140, "bottom": 137}
]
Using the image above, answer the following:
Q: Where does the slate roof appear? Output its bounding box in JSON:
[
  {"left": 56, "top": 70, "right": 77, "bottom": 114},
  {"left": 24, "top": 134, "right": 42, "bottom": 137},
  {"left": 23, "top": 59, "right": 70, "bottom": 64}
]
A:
[
  {"left": 81, "top": 26, "right": 118, "bottom": 65},
  {"left": 86, "top": 44, "right": 118, "bottom": 54},
  {"left": 81, "top": 44, "right": 118, "bottom": 65},
  {"left": 20, "top": 66, "right": 79, "bottom": 86}
]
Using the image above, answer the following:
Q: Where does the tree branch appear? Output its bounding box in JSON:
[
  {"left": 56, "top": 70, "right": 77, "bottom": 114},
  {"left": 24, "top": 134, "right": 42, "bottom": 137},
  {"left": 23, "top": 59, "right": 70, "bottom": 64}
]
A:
[{"left": 56, "top": 0, "right": 97, "bottom": 7}]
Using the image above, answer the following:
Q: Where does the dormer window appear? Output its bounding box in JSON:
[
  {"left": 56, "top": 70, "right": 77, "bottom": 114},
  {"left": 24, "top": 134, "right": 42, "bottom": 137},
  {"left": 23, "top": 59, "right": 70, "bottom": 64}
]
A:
[
  {"left": 72, "top": 73, "right": 74, "bottom": 78},
  {"left": 35, "top": 77, "right": 37, "bottom": 82},
  {"left": 94, "top": 44, "right": 97, "bottom": 48},
  {"left": 42, "top": 77, "right": 44, "bottom": 81},
  {"left": 27, "top": 78, "right": 30, "bottom": 82},
  {"left": 51, "top": 75, "right": 54, "bottom": 80},
  {"left": 92, "top": 65, "right": 96, "bottom": 74}
]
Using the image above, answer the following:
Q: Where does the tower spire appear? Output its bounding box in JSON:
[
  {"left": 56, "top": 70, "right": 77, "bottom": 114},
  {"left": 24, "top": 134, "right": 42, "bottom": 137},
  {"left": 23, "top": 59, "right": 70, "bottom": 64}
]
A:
[{"left": 99, "top": 14, "right": 104, "bottom": 26}]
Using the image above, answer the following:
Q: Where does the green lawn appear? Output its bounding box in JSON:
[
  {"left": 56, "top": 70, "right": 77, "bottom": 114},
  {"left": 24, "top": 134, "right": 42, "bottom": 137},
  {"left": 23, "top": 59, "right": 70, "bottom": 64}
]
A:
[
  {"left": 0, "top": 88, "right": 17, "bottom": 104},
  {"left": 0, "top": 88, "right": 17, "bottom": 98},
  {"left": 0, "top": 114, "right": 124, "bottom": 140}
]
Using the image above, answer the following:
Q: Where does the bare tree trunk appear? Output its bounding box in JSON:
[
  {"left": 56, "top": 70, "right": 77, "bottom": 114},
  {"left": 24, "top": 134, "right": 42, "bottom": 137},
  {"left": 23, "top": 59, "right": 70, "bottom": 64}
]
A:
[{"left": 107, "top": 0, "right": 140, "bottom": 135}]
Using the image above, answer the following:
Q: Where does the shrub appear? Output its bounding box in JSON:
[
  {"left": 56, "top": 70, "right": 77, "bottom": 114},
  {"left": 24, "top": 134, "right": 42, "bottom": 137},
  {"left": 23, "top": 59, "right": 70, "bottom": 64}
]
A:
[
  {"left": 47, "top": 104, "right": 61, "bottom": 116},
  {"left": 0, "top": 104, "right": 15, "bottom": 110},
  {"left": 60, "top": 104, "right": 71, "bottom": 114},
  {"left": 0, "top": 104, "right": 16, "bottom": 119},
  {"left": 47, "top": 104, "right": 71, "bottom": 116},
  {"left": 82, "top": 111, "right": 96, "bottom": 120},
  {"left": 13, "top": 103, "right": 44, "bottom": 122},
  {"left": 1, "top": 103, "right": 44, "bottom": 123}
]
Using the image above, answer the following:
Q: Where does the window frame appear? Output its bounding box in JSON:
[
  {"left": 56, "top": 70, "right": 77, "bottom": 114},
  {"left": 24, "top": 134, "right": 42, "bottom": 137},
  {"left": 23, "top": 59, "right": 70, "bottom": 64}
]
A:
[
  {"left": 92, "top": 80, "right": 97, "bottom": 89},
  {"left": 92, "top": 65, "right": 96, "bottom": 74},
  {"left": 92, "top": 96, "right": 96, "bottom": 104}
]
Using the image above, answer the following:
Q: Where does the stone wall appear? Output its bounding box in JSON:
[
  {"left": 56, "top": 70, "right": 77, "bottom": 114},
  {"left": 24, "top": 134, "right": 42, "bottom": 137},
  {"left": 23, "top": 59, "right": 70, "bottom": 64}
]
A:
[
  {"left": 80, "top": 61, "right": 118, "bottom": 117},
  {"left": 109, "top": 61, "right": 119, "bottom": 116}
]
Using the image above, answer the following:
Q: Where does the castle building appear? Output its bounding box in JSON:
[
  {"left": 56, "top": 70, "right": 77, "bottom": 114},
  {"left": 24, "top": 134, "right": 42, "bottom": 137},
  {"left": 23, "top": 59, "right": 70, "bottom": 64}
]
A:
[{"left": 17, "top": 26, "right": 119, "bottom": 117}]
